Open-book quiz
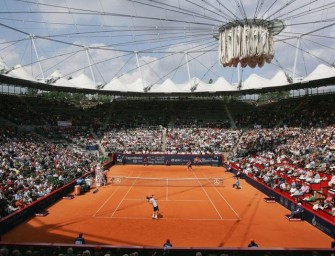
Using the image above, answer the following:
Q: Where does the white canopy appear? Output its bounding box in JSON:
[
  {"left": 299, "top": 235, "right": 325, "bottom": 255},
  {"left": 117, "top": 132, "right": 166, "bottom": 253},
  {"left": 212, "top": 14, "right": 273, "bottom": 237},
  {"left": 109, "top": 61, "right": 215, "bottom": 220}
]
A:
[
  {"left": 303, "top": 64, "right": 335, "bottom": 82},
  {"left": 70, "top": 74, "right": 96, "bottom": 90},
  {"left": 8, "top": 65, "right": 37, "bottom": 82},
  {"left": 242, "top": 74, "right": 271, "bottom": 90},
  {"left": 2, "top": 60, "right": 335, "bottom": 94}
]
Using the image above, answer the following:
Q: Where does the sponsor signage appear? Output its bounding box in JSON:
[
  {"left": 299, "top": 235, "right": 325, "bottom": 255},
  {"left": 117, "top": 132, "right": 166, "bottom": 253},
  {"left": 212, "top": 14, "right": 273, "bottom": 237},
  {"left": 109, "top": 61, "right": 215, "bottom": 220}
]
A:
[{"left": 114, "top": 153, "right": 221, "bottom": 166}]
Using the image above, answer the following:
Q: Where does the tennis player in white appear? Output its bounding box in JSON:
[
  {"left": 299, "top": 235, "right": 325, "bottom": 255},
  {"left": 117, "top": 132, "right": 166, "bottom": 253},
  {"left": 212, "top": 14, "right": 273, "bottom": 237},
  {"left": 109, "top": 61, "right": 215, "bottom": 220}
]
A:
[{"left": 147, "top": 195, "right": 160, "bottom": 219}]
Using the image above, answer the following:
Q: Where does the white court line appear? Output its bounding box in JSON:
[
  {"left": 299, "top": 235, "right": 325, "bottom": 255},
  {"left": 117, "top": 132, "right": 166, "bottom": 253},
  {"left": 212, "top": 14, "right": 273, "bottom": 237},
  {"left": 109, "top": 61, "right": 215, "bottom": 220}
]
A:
[
  {"left": 93, "top": 170, "right": 137, "bottom": 217},
  {"left": 110, "top": 172, "right": 142, "bottom": 218},
  {"left": 201, "top": 171, "right": 241, "bottom": 220},
  {"left": 166, "top": 179, "right": 168, "bottom": 201},
  {"left": 95, "top": 169, "right": 240, "bottom": 221},
  {"left": 93, "top": 185, "right": 121, "bottom": 217},
  {"left": 124, "top": 198, "right": 209, "bottom": 202},
  {"left": 94, "top": 216, "right": 238, "bottom": 221},
  {"left": 93, "top": 170, "right": 138, "bottom": 217},
  {"left": 212, "top": 185, "right": 241, "bottom": 220},
  {"left": 192, "top": 171, "right": 223, "bottom": 220},
  {"left": 92, "top": 184, "right": 240, "bottom": 221}
]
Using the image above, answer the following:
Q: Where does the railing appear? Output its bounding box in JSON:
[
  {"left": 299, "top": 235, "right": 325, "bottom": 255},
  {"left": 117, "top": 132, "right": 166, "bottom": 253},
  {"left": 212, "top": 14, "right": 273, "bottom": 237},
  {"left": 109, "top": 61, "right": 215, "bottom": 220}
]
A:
[{"left": 0, "top": 243, "right": 334, "bottom": 256}]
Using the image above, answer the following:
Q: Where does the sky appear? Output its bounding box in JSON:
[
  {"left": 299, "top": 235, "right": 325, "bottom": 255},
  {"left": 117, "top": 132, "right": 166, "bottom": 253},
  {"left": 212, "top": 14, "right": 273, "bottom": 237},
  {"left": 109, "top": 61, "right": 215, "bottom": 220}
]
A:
[{"left": 0, "top": 0, "right": 334, "bottom": 92}]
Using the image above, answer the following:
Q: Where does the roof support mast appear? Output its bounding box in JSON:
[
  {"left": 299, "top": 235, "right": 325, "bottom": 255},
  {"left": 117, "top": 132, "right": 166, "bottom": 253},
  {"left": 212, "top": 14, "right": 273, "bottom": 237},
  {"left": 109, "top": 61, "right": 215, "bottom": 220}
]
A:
[
  {"left": 30, "top": 34, "right": 45, "bottom": 83},
  {"left": 85, "top": 47, "right": 96, "bottom": 86},
  {"left": 292, "top": 36, "right": 300, "bottom": 82},
  {"left": 237, "top": 63, "right": 242, "bottom": 89},
  {"left": 135, "top": 51, "right": 145, "bottom": 90},
  {"left": 291, "top": 22, "right": 335, "bottom": 82},
  {"left": 185, "top": 52, "right": 192, "bottom": 86}
]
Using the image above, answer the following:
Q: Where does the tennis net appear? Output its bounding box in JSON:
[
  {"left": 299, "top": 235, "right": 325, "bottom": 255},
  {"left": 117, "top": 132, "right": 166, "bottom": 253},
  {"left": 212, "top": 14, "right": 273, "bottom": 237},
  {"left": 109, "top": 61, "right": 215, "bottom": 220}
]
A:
[{"left": 110, "top": 176, "right": 224, "bottom": 187}]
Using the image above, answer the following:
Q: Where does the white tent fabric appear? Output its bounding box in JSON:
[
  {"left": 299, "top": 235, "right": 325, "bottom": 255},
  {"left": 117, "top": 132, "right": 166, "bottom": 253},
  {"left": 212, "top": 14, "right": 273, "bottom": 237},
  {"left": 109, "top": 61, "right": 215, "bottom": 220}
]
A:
[
  {"left": 179, "top": 80, "right": 199, "bottom": 93},
  {"left": 150, "top": 79, "right": 190, "bottom": 93},
  {"left": 70, "top": 74, "right": 96, "bottom": 90},
  {"left": 1, "top": 57, "right": 335, "bottom": 94},
  {"left": 0, "top": 58, "right": 10, "bottom": 74},
  {"left": 128, "top": 78, "right": 150, "bottom": 93},
  {"left": 46, "top": 70, "right": 62, "bottom": 82},
  {"left": 198, "top": 77, "right": 236, "bottom": 92},
  {"left": 46, "top": 70, "right": 76, "bottom": 87},
  {"left": 303, "top": 64, "right": 335, "bottom": 82},
  {"left": 242, "top": 73, "right": 271, "bottom": 90},
  {"left": 53, "top": 77, "right": 77, "bottom": 88},
  {"left": 266, "top": 71, "right": 290, "bottom": 88},
  {"left": 189, "top": 78, "right": 205, "bottom": 92},
  {"left": 102, "top": 78, "right": 127, "bottom": 92},
  {"left": 150, "top": 79, "right": 178, "bottom": 93},
  {"left": 7, "top": 65, "right": 37, "bottom": 81}
]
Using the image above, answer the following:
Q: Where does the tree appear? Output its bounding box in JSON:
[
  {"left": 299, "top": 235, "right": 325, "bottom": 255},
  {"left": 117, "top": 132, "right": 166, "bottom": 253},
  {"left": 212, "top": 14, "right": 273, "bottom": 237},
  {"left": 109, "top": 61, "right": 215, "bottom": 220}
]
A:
[
  {"left": 258, "top": 91, "right": 290, "bottom": 102},
  {"left": 26, "top": 87, "right": 39, "bottom": 96}
]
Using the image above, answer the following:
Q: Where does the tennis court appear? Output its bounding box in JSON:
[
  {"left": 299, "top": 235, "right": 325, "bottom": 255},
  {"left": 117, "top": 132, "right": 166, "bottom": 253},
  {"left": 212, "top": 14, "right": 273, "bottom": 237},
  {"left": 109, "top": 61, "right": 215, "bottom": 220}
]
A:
[
  {"left": 97, "top": 165, "right": 237, "bottom": 221},
  {"left": 2, "top": 165, "right": 333, "bottom": 248}
]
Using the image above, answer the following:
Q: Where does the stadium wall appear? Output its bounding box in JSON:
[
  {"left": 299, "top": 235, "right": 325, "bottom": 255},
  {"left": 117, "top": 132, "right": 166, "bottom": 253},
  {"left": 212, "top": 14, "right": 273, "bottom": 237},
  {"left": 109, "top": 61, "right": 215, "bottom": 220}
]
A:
[
  {"left": 223, "top": 163, "right": 335, "bottom": 239},
  {"left": 0, "top": 243, "right": 334, "bottom": 256}
]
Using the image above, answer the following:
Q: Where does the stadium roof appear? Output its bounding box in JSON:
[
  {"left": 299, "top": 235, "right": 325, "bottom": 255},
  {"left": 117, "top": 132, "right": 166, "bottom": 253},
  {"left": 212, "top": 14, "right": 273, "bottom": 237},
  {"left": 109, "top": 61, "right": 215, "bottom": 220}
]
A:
[
  {"left": 0, "top": 1, "right": 334, "bottom": 96},
  {"left": 1, "top": 63, "right": 334, "bottom": 97}
]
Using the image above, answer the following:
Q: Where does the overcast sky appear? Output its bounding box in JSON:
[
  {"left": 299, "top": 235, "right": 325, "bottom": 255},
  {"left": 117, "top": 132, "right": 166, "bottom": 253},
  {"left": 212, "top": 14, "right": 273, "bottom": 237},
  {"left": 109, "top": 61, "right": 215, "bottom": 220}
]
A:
[{"left": 0, "top": 0, "right": 334, "bottom": 89}]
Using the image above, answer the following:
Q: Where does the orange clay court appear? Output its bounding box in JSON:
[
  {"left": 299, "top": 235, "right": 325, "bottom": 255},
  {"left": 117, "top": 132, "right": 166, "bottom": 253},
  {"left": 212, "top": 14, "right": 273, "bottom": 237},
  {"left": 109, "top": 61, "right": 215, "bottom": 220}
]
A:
[{"left": 2, "top": 165, "right": 332, "bottom": 248}]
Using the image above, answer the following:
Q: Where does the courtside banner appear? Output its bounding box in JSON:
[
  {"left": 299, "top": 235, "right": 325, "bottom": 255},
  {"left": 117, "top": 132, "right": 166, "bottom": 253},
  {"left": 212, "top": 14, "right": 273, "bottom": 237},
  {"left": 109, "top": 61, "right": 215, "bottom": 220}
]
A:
[
  {"left": 57, "top": 121, "right": 72, "bottom": 127},
  {"left": 85, "top": 145, "right": 99, "bottom": 150},
  {"left": 114, "top": 153, "right": 222, "bottom": 166}
]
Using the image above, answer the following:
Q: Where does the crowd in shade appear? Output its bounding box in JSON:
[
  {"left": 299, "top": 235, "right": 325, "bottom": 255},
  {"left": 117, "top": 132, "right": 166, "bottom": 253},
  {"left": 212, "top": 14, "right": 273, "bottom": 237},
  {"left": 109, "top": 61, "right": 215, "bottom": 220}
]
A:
[
  {"left": 0, "top": 245, "right": 330, "bottom": 256},
  {"left": 0, "top": 246, "right": 141, "bottom": 256}
]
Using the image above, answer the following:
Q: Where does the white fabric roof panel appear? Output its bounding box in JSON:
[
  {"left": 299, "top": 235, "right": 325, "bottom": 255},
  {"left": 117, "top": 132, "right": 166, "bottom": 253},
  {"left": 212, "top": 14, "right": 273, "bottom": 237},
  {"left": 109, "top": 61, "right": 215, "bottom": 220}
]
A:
[
  {"left": 0, "top": 58, "right": 9, "bottom": 73},
  {"left": 242, "top": 74, "right": 271, "bottom": 90},
  {"left": 7, "top": 65, "right": 37, "bottom": 82},
  {"left": 150, "top": 79, "right": 190, "bottom": 93},
  {"left": 303, "top": 64, "right": 335, "bottom": 82},
  {"left": 102, "top": 78, "right": 127, "bottom": 91},
  {"left": 53, "top": 78, "right": 77, "bottom": 87},
  {"left": 46, "top": 70, "right": 76, "bottom": 87},
  {"left": 1, "top": 57, "right": 335, "bottom": 94},
  {"left": 197, "top": 77, "right": 237, "bottom": 92},
  {"left": 150, "top": 79, "right": 178, "bottom": 93},
  {"left": 267, "top": 71, "right": 290, "bottom": 88},
  {"left": 128, "top": 78, "right": 150, "bottom": 93},
  {"left": 70, "top": 74, "right": 96, "bottom": 90}
]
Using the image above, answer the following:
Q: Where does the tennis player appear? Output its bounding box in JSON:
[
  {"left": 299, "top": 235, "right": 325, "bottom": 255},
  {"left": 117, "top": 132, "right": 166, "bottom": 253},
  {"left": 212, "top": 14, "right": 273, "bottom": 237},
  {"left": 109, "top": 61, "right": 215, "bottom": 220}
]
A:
[
  {"left": 187, "top": 159, "right": 193, "bottom": 170},
  {"left": 233, "top": 177, "right": 241, "bottom": 189},
  {"left": 147, "top": 195, "right": 159, "bottom": 219}
]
